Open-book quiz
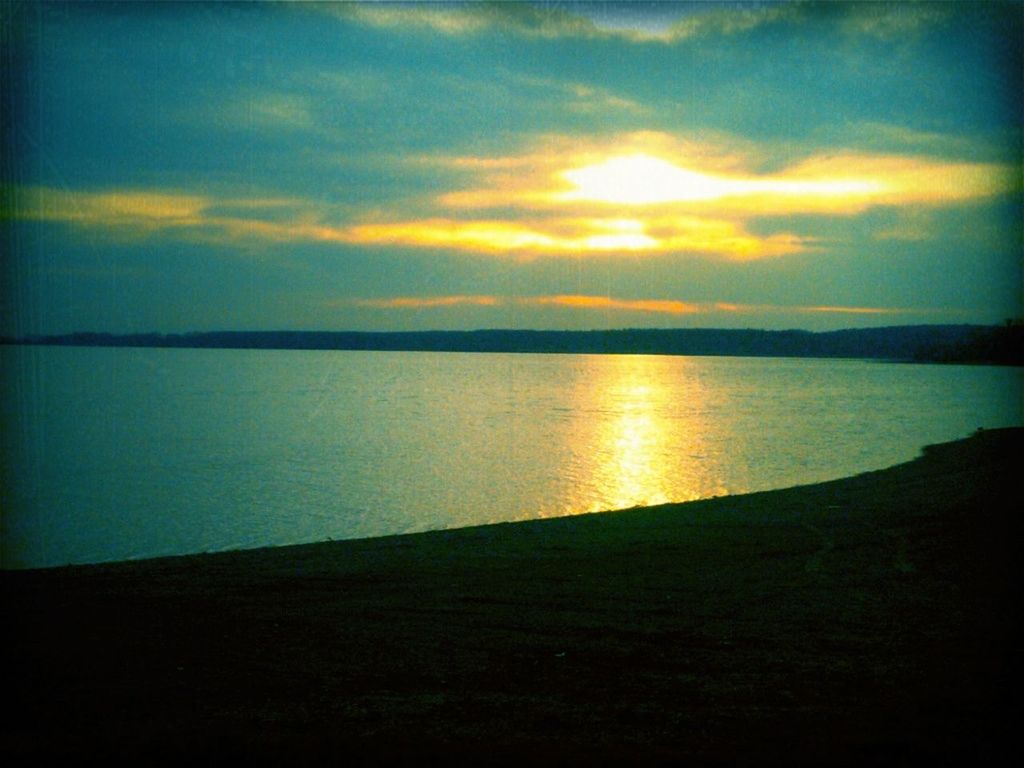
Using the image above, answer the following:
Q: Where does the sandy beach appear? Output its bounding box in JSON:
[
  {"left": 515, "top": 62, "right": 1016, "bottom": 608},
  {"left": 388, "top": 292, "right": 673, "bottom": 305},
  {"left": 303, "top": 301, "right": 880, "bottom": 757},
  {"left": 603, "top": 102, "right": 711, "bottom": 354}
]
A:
[{"left": 4, "top": 427, "right": 1020, "bottom": 764}]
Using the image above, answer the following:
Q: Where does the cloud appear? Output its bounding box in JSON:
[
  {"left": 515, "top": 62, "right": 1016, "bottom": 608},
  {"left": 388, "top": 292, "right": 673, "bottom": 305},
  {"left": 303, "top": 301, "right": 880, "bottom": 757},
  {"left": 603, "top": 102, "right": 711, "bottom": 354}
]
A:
[
  {"left": 314, "top": 1, "right": 808, "bottom": 44},
  {"left": 242, "top": 93, "right": 316, "bottom": 131},
  {"left": 7, "top": 186, "right": 323, "bottom": 244},
  {"left": 344, "top": 294, "right": 701, "bottom": 316},
  {"left": 775, "top": 153, "right": 1015, "bottom": 210},
  {"left": 343, "top": 215, "right": 808, "bottom": 260},
  {"left": 799, "top": 305, "right": 909, "bottom": 316},
  {"left": 10, "top": 131, "right": 1014, "bottom": 262},
  {"left": 654, "top": 3, "right": 800, "bottom": 42},
  {"left": 11, "top": 187, "right": 210, "bottom": 230},
  {"left": 830, "top": 121, "right": 993, "bottom": 160},
  {"left": 341, "top": 294, "right": 926, "bottom": 319},
  {"left": 319, "top": 1, "right": 603, "bottom": 40},
  {"left": 529, "top": 295, "right": 700, "bottom": 315},
  {"left": 352, "top": 295, "right": 501, "bottom": 310},
  {"left": 317, "top": 1, "right": 948, "bottom": 46},
  {"left": 837, "top": 2, "right": 951, "bottom": 40},
  {"left": 508, "top": 75, "right": 646, "bottom": 115},
  {"left": 639, "top": 1, "right": 948, "bottom": 44},
  {"left": 370, "top": 131, "right": 1015, "bottom": 258},
  {"left": 8, "top": 181, "right": 806, "bottom": 261},
  {"left": 439, "top": 133, "right": 1016, "bottom": 216},
  {"left": 871, "top": 208, "right": 937, "bottom": 243}
]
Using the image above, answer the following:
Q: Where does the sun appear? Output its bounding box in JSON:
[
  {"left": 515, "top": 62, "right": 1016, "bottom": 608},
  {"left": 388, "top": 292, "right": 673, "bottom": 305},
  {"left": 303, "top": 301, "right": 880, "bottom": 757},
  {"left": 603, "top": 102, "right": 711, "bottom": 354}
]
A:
[{"left": 559, "top": 154, "right": 731, "bottom": 205}]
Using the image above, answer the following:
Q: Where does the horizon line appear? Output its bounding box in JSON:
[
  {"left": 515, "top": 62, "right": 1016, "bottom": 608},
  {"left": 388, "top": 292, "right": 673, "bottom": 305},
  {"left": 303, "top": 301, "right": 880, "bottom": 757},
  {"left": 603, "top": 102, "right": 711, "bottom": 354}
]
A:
[{"left": 5, "top": 321, "right": 1017, "bottom": 341}]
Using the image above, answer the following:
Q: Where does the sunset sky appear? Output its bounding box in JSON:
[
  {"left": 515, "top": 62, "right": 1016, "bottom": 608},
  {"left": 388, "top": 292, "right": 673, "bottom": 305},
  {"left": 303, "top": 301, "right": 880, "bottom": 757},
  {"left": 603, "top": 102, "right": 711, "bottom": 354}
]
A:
[{"left": 3, "top": 0, "right": 1022, "bottom": 335}]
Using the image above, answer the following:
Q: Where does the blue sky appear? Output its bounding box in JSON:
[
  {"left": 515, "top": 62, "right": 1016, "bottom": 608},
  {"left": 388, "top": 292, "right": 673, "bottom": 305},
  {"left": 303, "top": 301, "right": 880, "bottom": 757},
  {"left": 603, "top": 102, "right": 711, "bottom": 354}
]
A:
[{"left": 3, "top": 1, "right": 1021, "bottom": 334}]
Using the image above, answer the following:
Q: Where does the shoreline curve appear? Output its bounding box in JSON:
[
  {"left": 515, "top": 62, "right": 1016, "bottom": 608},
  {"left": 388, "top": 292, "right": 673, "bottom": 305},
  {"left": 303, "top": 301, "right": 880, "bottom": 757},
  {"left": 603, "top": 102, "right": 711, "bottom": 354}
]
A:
[{"left": 4, "top": 427, "right": 1020, "bottom": 763}]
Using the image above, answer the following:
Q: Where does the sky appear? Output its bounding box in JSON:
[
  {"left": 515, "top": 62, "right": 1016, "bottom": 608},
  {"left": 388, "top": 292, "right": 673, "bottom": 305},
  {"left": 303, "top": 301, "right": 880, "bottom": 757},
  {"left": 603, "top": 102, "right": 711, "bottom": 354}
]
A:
[{"left": 2, "top": 0, "right": 1022, "bottom": 335}]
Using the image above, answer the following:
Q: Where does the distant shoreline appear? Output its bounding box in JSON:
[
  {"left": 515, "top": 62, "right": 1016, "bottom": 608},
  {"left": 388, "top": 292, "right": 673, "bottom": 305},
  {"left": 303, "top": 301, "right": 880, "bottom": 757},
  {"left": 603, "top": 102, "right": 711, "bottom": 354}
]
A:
[
  {"left": 4, "top": 428, "right": 1020, "bottom": 762},
  {"left": 3, "top": 323, "right": 1022, "bottom": 364}
]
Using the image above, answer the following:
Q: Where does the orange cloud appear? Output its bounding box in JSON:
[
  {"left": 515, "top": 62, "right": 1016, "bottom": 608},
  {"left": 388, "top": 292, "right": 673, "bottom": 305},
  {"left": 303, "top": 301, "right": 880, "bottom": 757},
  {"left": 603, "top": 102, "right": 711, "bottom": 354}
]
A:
[
  {"left": 343, "top": 294, "right": 700, "bottom": 315},
  {"left": 342, "top": 294, "right": 921, "bottom": 318},
  {"left": 527, "top": 295, "right": 700, "bottom": 315},
  {"left": 343, "top": 215, "right": 807, "bottom": 260}
]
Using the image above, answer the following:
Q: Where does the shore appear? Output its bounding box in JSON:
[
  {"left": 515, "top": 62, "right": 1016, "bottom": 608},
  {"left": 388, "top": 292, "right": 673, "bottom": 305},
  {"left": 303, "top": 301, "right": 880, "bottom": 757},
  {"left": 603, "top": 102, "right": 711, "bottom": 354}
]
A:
[{"left": 4, "top": 428, "right": 1021, "bottom": 764}]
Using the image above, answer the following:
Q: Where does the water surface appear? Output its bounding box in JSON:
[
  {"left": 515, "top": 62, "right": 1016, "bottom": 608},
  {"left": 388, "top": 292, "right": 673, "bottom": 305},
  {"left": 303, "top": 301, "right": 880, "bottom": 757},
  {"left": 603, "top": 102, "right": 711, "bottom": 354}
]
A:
[{"left": 2, "top": 346, "right": 1019, "bottom": 568}]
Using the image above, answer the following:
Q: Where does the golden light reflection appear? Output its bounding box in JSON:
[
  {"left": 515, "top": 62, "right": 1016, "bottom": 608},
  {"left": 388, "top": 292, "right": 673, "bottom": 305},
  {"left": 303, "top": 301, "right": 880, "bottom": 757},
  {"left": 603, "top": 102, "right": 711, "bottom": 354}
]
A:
[
  {"left": 604, "top": 386, "right": 670, "bottom": 509},
  {"left": 565, "top": 355, "right": 722, "bottom": 514}
]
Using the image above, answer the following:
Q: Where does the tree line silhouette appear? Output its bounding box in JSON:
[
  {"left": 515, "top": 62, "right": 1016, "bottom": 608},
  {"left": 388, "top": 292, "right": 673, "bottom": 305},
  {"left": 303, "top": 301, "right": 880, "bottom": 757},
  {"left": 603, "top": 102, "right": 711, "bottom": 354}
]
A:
[{"left": 4, "top": 323, "right": 1021, "bottom": 365}]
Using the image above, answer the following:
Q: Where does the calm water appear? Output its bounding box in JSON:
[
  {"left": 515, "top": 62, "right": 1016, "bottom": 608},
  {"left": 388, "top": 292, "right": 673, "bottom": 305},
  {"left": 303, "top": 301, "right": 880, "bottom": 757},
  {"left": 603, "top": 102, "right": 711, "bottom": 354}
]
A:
[{"left": 2, "top": 346, "right": 1020, "bottom": 569}]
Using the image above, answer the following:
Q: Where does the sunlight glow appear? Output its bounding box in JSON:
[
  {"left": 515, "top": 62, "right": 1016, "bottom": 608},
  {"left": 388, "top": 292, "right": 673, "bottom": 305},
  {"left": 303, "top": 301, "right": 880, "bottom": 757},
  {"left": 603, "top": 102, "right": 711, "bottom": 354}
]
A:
[
  {"left": 579, "top": 218, "right": 657, "bottom": 250},
  {"left": 561, "top": 154, "right": 732, "bottom": 204},
  {"left": 14, "top": 135, "right": 1012, "bottom": 261},
  {"left": 343, "top": 215, "right": 805, "bottom": 259},
  {"left": 559, "top": 153, "right": 883, "bottom": 206}
]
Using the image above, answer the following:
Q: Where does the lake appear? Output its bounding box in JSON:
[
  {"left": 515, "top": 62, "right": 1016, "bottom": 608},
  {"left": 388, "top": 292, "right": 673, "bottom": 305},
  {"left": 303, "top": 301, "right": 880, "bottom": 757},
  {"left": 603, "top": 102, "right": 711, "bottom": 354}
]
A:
[{"left": 1, "top": 346, "right": 1020, "bottom": 569}]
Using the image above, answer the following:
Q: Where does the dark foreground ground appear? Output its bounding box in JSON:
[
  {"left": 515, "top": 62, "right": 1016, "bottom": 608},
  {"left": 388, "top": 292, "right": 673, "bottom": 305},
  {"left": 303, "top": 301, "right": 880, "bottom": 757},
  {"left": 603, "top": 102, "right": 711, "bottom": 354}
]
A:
[{"left": 4, "top": 428, "right": 1021, "bottom": 765}]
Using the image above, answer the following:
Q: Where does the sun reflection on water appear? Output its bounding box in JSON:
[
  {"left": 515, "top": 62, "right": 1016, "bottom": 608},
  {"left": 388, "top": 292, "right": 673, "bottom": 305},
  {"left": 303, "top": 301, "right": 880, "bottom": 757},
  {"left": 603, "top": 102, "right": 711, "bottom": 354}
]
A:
[
  {"left": 604, "top": 383, "right": 670, "bottom": 509},
  {"left": 565, "top": 354, "right": 720, "bottom": 515}
]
